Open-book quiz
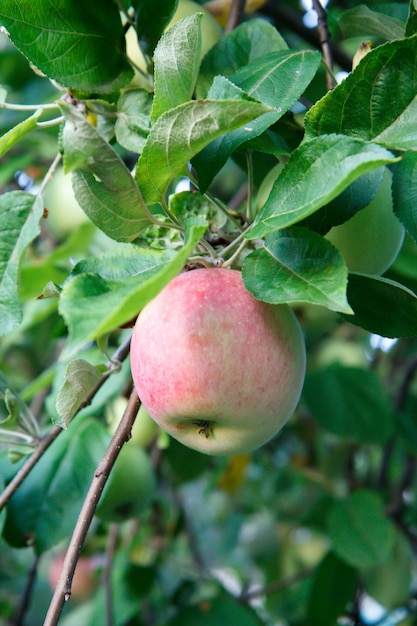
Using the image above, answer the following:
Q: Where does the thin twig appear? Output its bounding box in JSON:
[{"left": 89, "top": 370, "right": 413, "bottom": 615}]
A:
[
  {"left": 312, "top": 0, "right": 334, "bottom": 90},
  {"left": 43, "top": 388, "right": 141, "bottom": 626},
  {"left": 240, "top": 567, "right": 313, "bottom": 602},
  {"left": 0, "top": 334, "right": 132, "bottom": 513},
  {"left": 225, "top": 0, "right": 247, "bottom": 33},
  {"left": 9, "top": 554, "right": 41, "bottom": 626}
]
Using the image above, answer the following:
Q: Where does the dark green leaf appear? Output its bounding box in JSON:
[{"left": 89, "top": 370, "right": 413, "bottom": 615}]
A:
[
  {"left": 327, "top": 490, "right": 396, "bottom": 569},
  {"left": 0, "top": 192, "right": 44, "bottom": 335},
  {"left": 151, "top": 13, "right": 202, "bottom": 122},
  {"left": 300, "top": 168, "right": 384, "bottom": 234},
  {"left": 59, "top": 101, "right": 151, "bottom": 242},
  {"left": 392, "top": 151, "right": 417, "bottom": 244},
  {"left": 135, "top": 98, "right": 270, "bottom": 204},
  {"left": 0, "top": 0, "right": 133, "bottom": 93},
  {"left": 303, "top": 364, "right": 395, "bottom": 443},
  {"left": 247, "top": 134, "right": 397, "bottom": 239},
  {"left": 344, "top": 273, "right": 417, "bottom": 337},
  {"left": 3, "top": 418, "right": 110, "bottom": 554},
  {"left": 307, "top": 551, "right": 357, "bottom": 626},
  {"left": 193, "top": 49, "right": 321, "bottom": 191},
  {"left": 168, "top": 593, "right": 262, "bottom": 626},
  {"left": 197, "top": 18, "right": 288, "bottom": 97},
  {"left": 242, "top": 228, "right": 352, "bottom": 313},
  {"left": 337, "top": 5, "right": 405, "bottom": 41},
  {"left": 362, "top": 529, "right": 412, "bottom": 609},
  {"left": 135, "top": 0, "right": 179, "bottom": 56},
  {"left": 305, "top": 37, "right": 417, "bottom": 151},
  {"left": 59, "top": 219, "right": 207, "bottom": 358}
]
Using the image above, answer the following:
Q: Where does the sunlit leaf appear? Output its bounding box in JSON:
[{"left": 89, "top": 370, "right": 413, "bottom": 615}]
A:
[
  {"left": 151, "top": 13, "right": 202, "bottom": 121},
  {"left": 135, "top": 98, "right": 270, "bottom": 204},
  {"left": 247, "top": 134, "right": 397, "bottom": 239},
  {"left": 0, "top": 0, "right": 133, "bottom": 93},
  {"left": 305, "top": 37, "right": 417, "bottom": 151},
  {"left": 0, "top": 192, "right": 44, "bottom": 335}
]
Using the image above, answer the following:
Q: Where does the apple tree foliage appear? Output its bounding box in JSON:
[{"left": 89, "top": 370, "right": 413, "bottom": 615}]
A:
[{"left": 1, "top": 0, "right": 417, "bottom": 623}]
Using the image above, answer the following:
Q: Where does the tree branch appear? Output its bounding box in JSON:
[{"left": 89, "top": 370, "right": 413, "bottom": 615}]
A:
[
  {"left": 312, "top": 0, "right": 335, "bottom": 90},
  {"left": 43, "top": 387, "right": 141, "bottom": 626},
  {"left": 225, "top": 0, "right": 247, "bottom": 33},
  {"left": 0, "top": 333, "right": 132, "bottom": 513}
]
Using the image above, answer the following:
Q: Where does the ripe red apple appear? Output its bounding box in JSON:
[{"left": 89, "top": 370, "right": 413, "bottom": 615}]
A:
[{"left": 130, "top": 268, "right": 306, "bottom": 456}]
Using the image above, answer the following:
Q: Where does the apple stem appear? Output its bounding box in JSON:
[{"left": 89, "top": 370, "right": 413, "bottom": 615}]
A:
[{"left": 192, "top": 420, "right": 214, "bottom": 438}]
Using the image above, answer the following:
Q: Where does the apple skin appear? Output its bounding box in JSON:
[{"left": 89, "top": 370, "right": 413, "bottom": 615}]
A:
[
  {"left": 49, "top": 553, "right": 98, "bottom": 601},
  {"left": 95, "top": 443, "right": 156, "bottom": 523},
  {"left": 130, "top": 268, "right": 306, "bottom": 456},
  {"left": 43, "top": 167, "right": 89, "bottom": 238},
  {"left": 326, "top": 169, "right": 404, "bottom": 275}
]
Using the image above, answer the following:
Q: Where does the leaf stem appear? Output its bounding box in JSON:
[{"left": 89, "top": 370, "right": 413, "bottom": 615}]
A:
[
  {"left": 37, "top": 116, "right": 64, "bottom": 128},
  {"left": 0, "top": 101, "right": 60, "bottom": 112}
]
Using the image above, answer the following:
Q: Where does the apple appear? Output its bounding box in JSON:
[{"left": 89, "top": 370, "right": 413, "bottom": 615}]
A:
[
  {"left": 130, "top": 268, "right": 306, "bottom": 456},
  {"left": 95, "top": 443, "right": 156, "bottom": 523},
  {"left": 49, "top": 552, "right": 98, "bottom": 601},
  {"left": 326, "top": 168, "right": 404, "bottom": 275},
  {"left": 106, "top": 398, "right": 159, "bottom": 448},
  {"left": 43, "top": 167, "right": 89, "bottom": 238}
]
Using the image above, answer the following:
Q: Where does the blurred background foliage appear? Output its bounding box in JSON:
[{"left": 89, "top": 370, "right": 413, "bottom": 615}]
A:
[{"left": 1, "top": 0, "right": 417, "bottom": 625}]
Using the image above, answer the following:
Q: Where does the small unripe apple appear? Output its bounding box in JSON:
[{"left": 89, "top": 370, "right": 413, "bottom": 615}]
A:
[
  {"left": 130, "top": 268, "right": 306, "bottom": 456},
  {"left": 95, "top": 443, "right": 156, "bottom": 523},
  {"left": 43, "top": 167, "right": 89, "bottom": 238},
  {"left": 326, "top": 169, "right": 404, "bottom": 275}
]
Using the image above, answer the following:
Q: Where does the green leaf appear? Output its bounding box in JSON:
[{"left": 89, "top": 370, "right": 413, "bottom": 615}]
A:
[
  {"left": 193, "top": 49, "right": 321, "bottom": 191},
  {"left": 345, "top": 273, "right": 417, "bottom": 338},
  {"left": 135, "top": 0, "right": 178, "bottom": 56},
  {"left": 197, "top": 18, "right": 288, "bottom": 97},
  {"left": 2, "top": 417, "right": 110, "bottom": 554},
  {"left": 115, "top": 89, "right": 152, "bottom": 154},
  {"left": 305, "top": 37, "right": 417, "bottom": 151},
  {"left": 337, "top": 5, "right": 406, "bottom": 41},
  {"left": 362, "top": 529, "right": 412, "bottom": 610},
  {"left": 0, "top": 109, "right": 41, "bottom": 158},
  {"left": 151, "top": 13, "right": 202, "bottom": 122},
  {"left": 303, "top": 364, "right": 395, "bottom": 444},
  {"left": 0, "top": 0, "right": 133, "bottom": 93},
  {"left": 327, "top": 490, "right": 396, "bottom": 569},
  {"left": 392, "top": 151, "right": 417, "bottom": 244},
  {"left": 135, "top": 98, "right": 271, "bottom": 204},
  {"left": 307, "top": 552, "right": 358, "bottom": 626},
  {"left": 59, "top": 218, "right": 207, "bottom": 358},
  {"left": 55, "top": 359, "right": 103, "bottom": 429},
  {"left": 299, "top": 168, "right": 384, "bottom": 234},
  {"left": 247, "top": 134, "right": 397, "bottom": 239},
  {"left": 242, "top": 228, "right": 352, "bottom": 314},
  {"left": 167, "top": 593, "right": 262, "bottom": 626},
  {"left": 59, "top": 101, "right": 151, "bottom": 242},
  {"left": 0, "top": 191, "right": 44, "bottom": 336}
]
